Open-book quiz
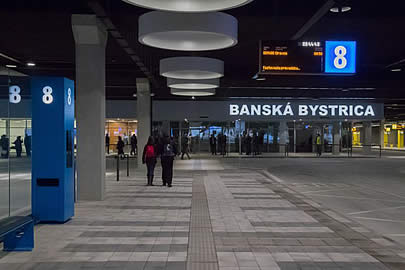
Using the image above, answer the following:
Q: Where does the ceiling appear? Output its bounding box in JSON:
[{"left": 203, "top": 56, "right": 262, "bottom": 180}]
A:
[{"left": 0, "top": 0, "right": 404, "bottom": 120}]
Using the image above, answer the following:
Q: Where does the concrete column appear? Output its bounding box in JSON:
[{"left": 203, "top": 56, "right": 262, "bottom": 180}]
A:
[
  {"left": 161, "top": 121, "right": 170, "bottom": 137},
  {"left": 332, "top": 122, "right": 341, "bottom": 155},
  {"left": 363, "top": 121, "right": 372, "bottom": 154},
  {"left": 279, "top": 121, "right": 288, "bottom": 153},
  {"left": 380, "top": 120, "right": 385, "bottom": 148},
  {"left": 136, "top": 78, "right": 151, "bottom": 166},
  {"left": 72, "top": 15, "right": 107, "bottom": 201}
]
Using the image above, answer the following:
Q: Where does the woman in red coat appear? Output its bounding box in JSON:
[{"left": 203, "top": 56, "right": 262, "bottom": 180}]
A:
[{"left": 142, "top": 136, "right": 157, "bottom": 186}]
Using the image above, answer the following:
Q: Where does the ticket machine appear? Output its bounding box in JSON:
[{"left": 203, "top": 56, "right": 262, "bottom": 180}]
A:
[{"left": 31, "top": 76, "right": 75, "bottom": 223}]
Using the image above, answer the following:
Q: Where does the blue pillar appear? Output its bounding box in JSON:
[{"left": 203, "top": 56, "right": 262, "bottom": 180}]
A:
[{"left": 31, "top": 76, "right": 75, "bottom": 223}]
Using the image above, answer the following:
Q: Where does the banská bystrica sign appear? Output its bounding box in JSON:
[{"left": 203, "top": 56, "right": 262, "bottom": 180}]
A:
[{"left": 229, "top": 103, "right": 376, "bottom": 117}]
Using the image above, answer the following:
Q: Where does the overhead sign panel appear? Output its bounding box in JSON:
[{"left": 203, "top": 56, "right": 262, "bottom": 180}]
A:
[
  {"left": 259, "top": 40, "right": 356, "bottom": 75},
  {"left": 260, "top": 40, "right": 324, "bottom": 75},
  {"left": 324, "top": 41, "right": 357, "bottom": 74}
]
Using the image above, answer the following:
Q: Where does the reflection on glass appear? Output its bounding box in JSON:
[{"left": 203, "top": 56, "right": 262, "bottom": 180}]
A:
[
  {"left": 0, "top": 71, "right": 32, "bottom": 220},
  {"left": 0, "top": 76, "right": 10, "bottom": 219}
]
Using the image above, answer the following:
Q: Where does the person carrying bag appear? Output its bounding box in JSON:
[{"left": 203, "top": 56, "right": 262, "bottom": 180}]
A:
[{"left": 142, "top": 136, "right": 157, "bottom": 186}]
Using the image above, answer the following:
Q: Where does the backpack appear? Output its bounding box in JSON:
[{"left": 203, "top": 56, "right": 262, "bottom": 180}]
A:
[
  {"left": 145, "top": 145, "right": 155, "bottom": 158},
  {"left": 163, "top": 143, "right": 175, "bottom": 157}
]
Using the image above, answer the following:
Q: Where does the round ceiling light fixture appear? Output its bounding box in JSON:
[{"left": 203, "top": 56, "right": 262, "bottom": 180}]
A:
[
  {"left": 171, "top": 88, "right": 216, "bottom": 96},
  {"left": 122, "top": 0, "right": 254, "bottom": 12},
  {"left": 139, "top": 11, "right": 238, "bottom": 51},
  {"left": 330, "top": 6, "right": 351, "bottom": 13},
  {"left": 160, "top": 57, "right": 224, "bottom": 80},
  {"left": 167, "top": 78, "right": 220, "bottom": 89}
]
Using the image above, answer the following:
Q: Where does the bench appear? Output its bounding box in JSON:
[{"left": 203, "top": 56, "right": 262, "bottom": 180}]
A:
[{"left": 0, "top": 216, "right": 34, "bottom": 251}]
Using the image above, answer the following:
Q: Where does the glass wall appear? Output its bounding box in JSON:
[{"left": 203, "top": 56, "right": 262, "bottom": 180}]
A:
[
  {"left": 156, "top": 120, "right": 285, "bottom": 155},
  {"left": 105, "top": 119, "right": 138, "bottom": 154},
  {"left": 151, "top": 120, "right": 381, "bottom": 155},
  {"left": 383, "top": 122, "right": 405, "bottom": 149},
  {"left": 0, "top": 70, "right": 32, "bottom": 220}
]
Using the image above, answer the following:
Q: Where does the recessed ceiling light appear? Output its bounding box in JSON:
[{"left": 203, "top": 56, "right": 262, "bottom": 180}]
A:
[
  {"left": 5, "top": 64, "right": 17, "bottom": 68},
  {"left": 133, "top": 93, "right": 137, "bottom": 97},
  {"left": 167, "top": 78, "right": 220, "bottom": 89},
  {"left": 330, "top": 6, "right": 351, "bottom": 13},
  {"left": 26, "top": 62, "right": 36, "bottom": 67},
  {"left": 391, "top": 68, "right": 402, "bottom": 72},
  {"left": 171, "top": 88, "right": 216, "bottom": 96},
  {"left": 122, "top": 0, "right": 254, "bottom": 12},
  {"left": 150, "top": 93, "right": 155, "bottom": 97},
  {"left": 160, "top": 57, "right": 224, "bottom": 80},
  {"left": 256, "top": 77, "right": 266, "bottom": 81}
]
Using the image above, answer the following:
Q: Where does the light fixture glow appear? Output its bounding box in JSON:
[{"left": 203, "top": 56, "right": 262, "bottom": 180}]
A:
[
  {"left": 139, "top": 11, "right": 238, "bottom": 51},
  {"left": 160, "top": 57, "right": 224, "bottom": 79},
  {"left": 330, "top": 6, "right": 351, "bottom": 13},
  {"left": 171, "top": 88, "right": 216, "bottom": 96},
  {"left": 122, "top": 0, "right": 254, "bottom": 12},
  {"left": 167, "top": 78, "right": 220, "bottom": 89},
  {"left": 5, "top": 64, "right": 17, "bottom": 68},
  {"left": 26, "top": 62, "right": 36, "bottom": 67},
  {"left": 391, "top": 68, "right": 402, "bottom": 72}
]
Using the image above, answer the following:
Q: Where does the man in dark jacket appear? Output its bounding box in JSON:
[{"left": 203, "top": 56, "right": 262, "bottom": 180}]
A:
[
  {"left": 159, "top": 136, "right": 177, "bottom": 187},
  {"left": 0, "top": 135, "right": 9, "bottom": 158},
  {"left": 209, "top": 134, "right": 217, "bottom": 155},
  {"left": 13, "top": 136, "right": 23, "bottom": 157},
  {"left": 130, "top": 134, "right": 138, "bottom": 156}
]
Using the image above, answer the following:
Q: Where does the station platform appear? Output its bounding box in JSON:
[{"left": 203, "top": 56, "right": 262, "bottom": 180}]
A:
[{"left": 1, "top": 158, "right": 405, "bottom": 270}]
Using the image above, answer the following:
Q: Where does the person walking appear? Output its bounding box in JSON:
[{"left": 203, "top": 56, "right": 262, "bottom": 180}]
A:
[
  {"left": 24, "top": 134, "right": 31, "bottom": 157},
  {"left": 130, "top": 134, "right": 138, "bottom": 156},
  {"left": 253, "top": 133, "right": 258, "bottom": 156},
  {"left": 221, "top": 134, "right": 227, "bottom": 156},
  {"left": 13, "top": 136, "right": 23, "bottom": 158},
  {"left": 316, "top": 133, "right": 322, "bottom": 157},
  {"left": 160, "top": 136, "right": 177, "bottom": 187},
  {"left": 245, "top": 134, "right": 252, "bottom": 155},
  {"left": 105, "top": 134, "right": 110, "bottom": 154},
  {"left": 217, "top": 133, "right": 223, "bottom": 155},
  {"left": 117, "top": 136, "right": 125, "bottom": 159},
  {"left": 0, "top": 135, "right": 9, "bottom": 158},
  {"left": 181, "top": 133, "right": 191, "bottom": 159},
  {"left": 142, "top": 136, "right": 157, "bottom": 186},
  {"left": 209, "top": 134, "right": 217, "bottom": 155}
]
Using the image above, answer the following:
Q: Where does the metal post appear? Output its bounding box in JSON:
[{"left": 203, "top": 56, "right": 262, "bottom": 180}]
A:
[
  {"left": 116, "top": 155, "right": 120, "bottom": 182},
  {"left": 127, "top": 155, "right": 130, "bottom": 176}
]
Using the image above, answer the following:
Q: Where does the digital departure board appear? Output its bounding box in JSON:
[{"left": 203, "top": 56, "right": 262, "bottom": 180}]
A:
[{"left": 259, "top": 40, "right": 324, "bottom": 75}]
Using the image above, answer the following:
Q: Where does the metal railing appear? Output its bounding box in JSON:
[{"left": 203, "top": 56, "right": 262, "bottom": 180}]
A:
[
  {"left": 115, "top": 154, "right": 130, "bottom": 181},
  {"left": 284, "top": 143, "right": 382, "bottom": 158}
]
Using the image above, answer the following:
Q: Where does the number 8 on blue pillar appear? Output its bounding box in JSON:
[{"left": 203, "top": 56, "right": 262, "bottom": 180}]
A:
[{"left": 325, "top": 41, "right": 356, "bottom": 74}]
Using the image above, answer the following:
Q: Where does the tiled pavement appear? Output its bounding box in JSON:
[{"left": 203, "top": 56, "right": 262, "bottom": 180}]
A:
[{"left": 1, "top": 159, "right": 405, "bottom": 269}]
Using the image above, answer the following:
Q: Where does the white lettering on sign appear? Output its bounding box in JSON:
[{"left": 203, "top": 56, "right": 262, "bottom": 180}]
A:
[
  {"left": 229, "top": 104, "right": 376, "bottom": 117},
  {"left": 9, "top": 85, "right": 21, "bottom": 104},
  {"left": 299, "top": 105, "right": 308, "bottom": 116},
  {"left": 334, "top": 45, "right": 348, "bottom": 69},
  {"left": 42, "top": 86, "right": 54, "bottom": 104},
  {"left": 302, "top": 41, "right": 321, "bottom": 47},
  {"left": 67, "top": 88, "right": 72, "bottom": 105}
]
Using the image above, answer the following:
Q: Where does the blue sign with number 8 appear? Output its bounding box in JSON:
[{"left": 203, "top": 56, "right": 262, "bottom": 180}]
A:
[{"left": 325, "top": 41, "right": 356, "bottom": 74}]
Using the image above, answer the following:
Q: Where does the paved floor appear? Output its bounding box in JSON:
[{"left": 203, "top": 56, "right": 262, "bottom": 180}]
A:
[
  {"left": 1, "top": 158, "right": 405, "bottom": 269},
  {"left": 226, "top": 155, "right": 405, "bottom": 246}
]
